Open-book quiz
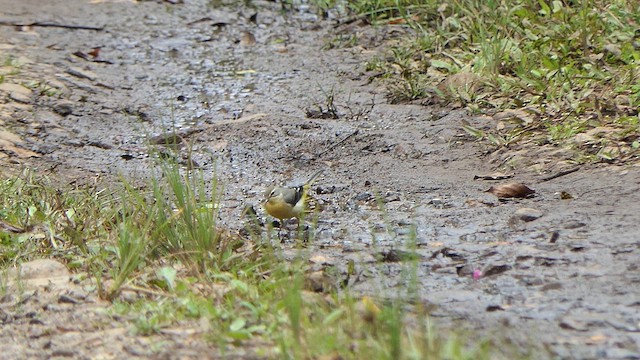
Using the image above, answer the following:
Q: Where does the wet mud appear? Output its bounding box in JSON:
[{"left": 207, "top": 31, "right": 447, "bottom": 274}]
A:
[{"left": 1, "top": 0, "right": 639, "bottom": 359}]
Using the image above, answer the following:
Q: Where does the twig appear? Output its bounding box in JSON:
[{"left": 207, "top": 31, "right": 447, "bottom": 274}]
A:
[
  {"left": 333, "top": 14, "right": 369, "bottom": 28},
  {"left": 0, "top": 220, "right": 25, "bottom": 233},
  {"left": 541, "top": 166, "right": 580, "bottom": 182},
  {"left": 317, "top": 129, "right": 359, "bottom": 157},
  {"left": 120, "top": 285, "right": 175, "bottom": 298},
  {"left": 0, "top": 20, "right": 104, "bottom": 31}
]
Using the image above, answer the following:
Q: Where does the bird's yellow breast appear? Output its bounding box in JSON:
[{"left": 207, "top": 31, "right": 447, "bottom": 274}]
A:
[{"left": 264, "top": 197, "right": 301, "bottom": 220}]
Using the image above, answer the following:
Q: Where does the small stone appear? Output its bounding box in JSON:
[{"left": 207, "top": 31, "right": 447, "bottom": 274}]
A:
[
  {"left": 58, "top": 294, "right": 79, "bottom": 304},
  {"left": 309, "top": 255, "right": 334, "bottom": 265},
  {"left": 354, "top": 192, "right": 372, "bottom": 202},
  {"left": 564, "top": 221, "right": 586, "bottom": 229},
  {"left": 12, "top": 259, "right": 69, "bottom": 280},
  {"left": 514, "top": 208, "right": 543, "bottom": 222},
  {"left": 455, "top": 264, "right": 474, "bottom": 277},
  {"left": 559, "top": 317, "right": 590, "bottom": 331},
  {"left": 394, "top": 227, "right": 411, "bottom": 236},
  {"left": 53, "top": 101, "right": 74, "bottom": 116},
  {"left": 51, "top": 349, "right": 76, "bottom": 357},
  {"left": 483, "top": 263, "right": 511, "bottom": 277},
  {"left": 0, "top": 83, "right": 32, "bottom": 104},
  {"left": 9, "top": 91, "right": 31, "bottom": 104},
  {"left": 384, "top": 192, "right": 401, "bottom": 202},
  {"left": 541, "top": 282, "right": 562, "bottom": 291},
  {"left": 0, "top": 83, "right": 31, "bottom": 95},
  {"left": 430, "top": 198, "right": 444, "bottom": 207},
  {"left": 316, "top": 185, "right": 341, "bottom": 194},
  {"left": 66, "top": 66, "right": 97, "bottom": 81}
]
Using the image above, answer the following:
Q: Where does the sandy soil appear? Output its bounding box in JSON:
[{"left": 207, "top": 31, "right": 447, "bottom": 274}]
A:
[{"left": 1, "top": 1, "right": 639, "bottom": 359}]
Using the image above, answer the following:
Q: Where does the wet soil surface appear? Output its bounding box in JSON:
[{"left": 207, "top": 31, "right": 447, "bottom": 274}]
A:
[{"left": 1, "top": 1, "right": 640, "bottom": 359}]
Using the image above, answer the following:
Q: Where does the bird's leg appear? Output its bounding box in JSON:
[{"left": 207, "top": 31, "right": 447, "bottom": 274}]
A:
[
  {"left": 267, "top": 219, "right": 285, "bottom": 243},
  {"left": 294, "top": 217, "right": 312, "bottom": 243},
  {"left": 277, "top": 218, "right": 299, "bottom": 243},
  {"left": 284, "top": 218, "right": 297, "bottom": 243}
]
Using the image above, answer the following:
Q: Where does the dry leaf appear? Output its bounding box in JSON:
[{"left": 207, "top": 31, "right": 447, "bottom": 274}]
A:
[
  {"left": 438, "top": 72, "right": 483, "bottom": 96},
  {"left": 88, "top": 46, "right": 101, "bottom": 58},
  {"left": 486, "top": 182, "right": 535, "bottom": 198},
  {"left": 240, "top": 31, "right": 256, "bottom": 46},
  {"left": 557, "top": 191, "right": 573, "bottom": 200}
]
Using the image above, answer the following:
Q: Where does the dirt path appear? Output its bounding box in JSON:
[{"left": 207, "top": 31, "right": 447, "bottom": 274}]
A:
[{"left": 1, "top": 1, "right": 639, "bottom": 359}]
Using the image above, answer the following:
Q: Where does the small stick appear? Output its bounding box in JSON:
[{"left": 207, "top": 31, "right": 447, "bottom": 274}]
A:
[
  {"left": 317, "top": 129, "right": 359, "bottom": 157},
  {"left": 541, "top": 166, "right": 580, "bottom": 182},
  {"left": 0, "top": 20, "right": 104, "bottom": 31}
]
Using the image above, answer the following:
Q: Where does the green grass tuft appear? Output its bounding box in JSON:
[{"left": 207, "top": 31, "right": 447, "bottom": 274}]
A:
[
  {"left": 1, "top": 163, "right": 522, "bottom": 359},
  {"left": 318, "top": 0, "right": 640, "bottom": 163}
]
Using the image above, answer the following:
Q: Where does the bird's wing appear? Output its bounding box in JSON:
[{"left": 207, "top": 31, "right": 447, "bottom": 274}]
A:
[{"left": 283, "top": 185, "right": 305, "bottom": 206}]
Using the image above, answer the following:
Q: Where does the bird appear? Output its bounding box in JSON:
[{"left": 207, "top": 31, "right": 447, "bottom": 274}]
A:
[{"left": 263, "top": 170, "right": 324, "bottom": 223}]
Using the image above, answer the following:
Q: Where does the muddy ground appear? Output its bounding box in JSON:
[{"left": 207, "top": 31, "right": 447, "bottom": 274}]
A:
[{"left": 1, "top": 0, "right": 640, "bottom": 359}]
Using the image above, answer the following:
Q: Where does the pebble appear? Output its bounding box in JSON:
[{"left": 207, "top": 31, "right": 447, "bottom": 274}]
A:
[
  {"left": 12, "top": 259, "right": 69, "bottom": 280},
  {"left": 384, "top": 192, "right": 401, "bottom": 202},
  {"left": 513, "top": 207, "right": 543, "bottom": 222},
  {"left": 309, "top": 254, "right": 334, "bottom": 266},
  {"left": 0, "top": 82, "right": 31, "bottom": 95},
  {"left": 483, "top": 263, "right": 512, "bottom": 277},
  {"left": 9, "top": 91, "right": 31, "bottom": 104},
  {"left": 353, "top": 192, "right": 372, "bottom": 202},
  {"left": 66, "top": 66, "right": 97, "bottom": 81},
  {"left": 0, "top": 83, "right": 32, "bottom": 104},
  {"left": 58, "top": 294, "right": 80, "bottom": 304},
  {"left": 455, "top": 264, "right": 474, "bottom": 277},
  {"left": 51, "top": 349, "right": 76, "bottom": 357},
  {"left": 53, "top": 101, "right": 74, "bottom": 116},
  {"left": 316, "top": 185, "right": 344, "bottom": 194}
]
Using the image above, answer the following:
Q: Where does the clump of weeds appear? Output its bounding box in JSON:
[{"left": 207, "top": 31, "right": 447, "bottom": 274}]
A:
[
  {"left": 313, "top": 0, "right": 640, "bottom": 164},
  {"left": 0, "top": 161, "right": 529, "bottom": 358}
]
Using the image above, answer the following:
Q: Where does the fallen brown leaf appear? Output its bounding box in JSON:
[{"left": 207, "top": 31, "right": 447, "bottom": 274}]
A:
[
  {"left": 240, "top": 31, "right": 256, "bottom": 46},
  {"left": 88, "top": 46, "right": 101, "bottom": 58},
  {"left": 486, "top": 182, "right": 535, "bottom": 198}
]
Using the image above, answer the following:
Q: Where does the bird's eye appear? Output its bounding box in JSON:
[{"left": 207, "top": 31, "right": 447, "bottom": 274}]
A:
[{"left": 269, "top": 189, "right": 276, "bottom": 198}]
